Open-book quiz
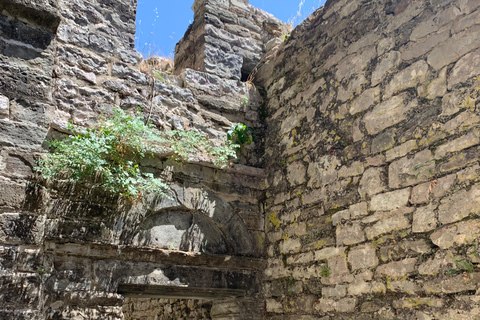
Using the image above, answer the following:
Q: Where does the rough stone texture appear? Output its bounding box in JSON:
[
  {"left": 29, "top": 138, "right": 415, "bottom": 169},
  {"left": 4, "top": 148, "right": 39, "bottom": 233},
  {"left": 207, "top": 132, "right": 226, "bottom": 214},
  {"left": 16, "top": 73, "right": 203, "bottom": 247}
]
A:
[
  {"left": 369, "top": 188, "right": 411, "bottom": 212},
  {"left": 384, "top": 60, "right": 429, "bottom": 98},
  {"left": 364, "top": 94, "right": 415, "bottom": 135},
  {"left": 0, "top": 0, "right": 267, "bottom": 319},
  {"left": 256, "top": 0, "right": 480, "bottom": 318},
  {"left": 348, "top": 244, "right": 378, "bottom": 271},
  {"left": 437, "top": 183, "right": 480, "bottom": 225},
  {"left": 3, "top": 0, "right": 480, "bottom": 319},
  {"left": 174, "top": 0, "right": 290, "bottom": 80},
  {"left": 123, "top": 298, "right": 212, "bottom": 320}
]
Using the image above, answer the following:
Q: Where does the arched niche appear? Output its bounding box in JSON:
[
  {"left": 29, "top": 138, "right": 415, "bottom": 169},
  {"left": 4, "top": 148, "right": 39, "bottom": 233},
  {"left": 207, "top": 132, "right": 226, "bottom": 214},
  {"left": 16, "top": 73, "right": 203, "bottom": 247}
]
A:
[{"left": 127, "top": 186, "right": 255, "bottom": 256}]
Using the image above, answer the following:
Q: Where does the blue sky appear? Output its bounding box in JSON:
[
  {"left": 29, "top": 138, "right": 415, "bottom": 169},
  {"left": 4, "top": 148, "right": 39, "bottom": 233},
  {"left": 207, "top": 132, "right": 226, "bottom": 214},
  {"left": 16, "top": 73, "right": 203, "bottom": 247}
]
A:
[{"left": 135, "top": 0, "right": 326, "bottom": 58}]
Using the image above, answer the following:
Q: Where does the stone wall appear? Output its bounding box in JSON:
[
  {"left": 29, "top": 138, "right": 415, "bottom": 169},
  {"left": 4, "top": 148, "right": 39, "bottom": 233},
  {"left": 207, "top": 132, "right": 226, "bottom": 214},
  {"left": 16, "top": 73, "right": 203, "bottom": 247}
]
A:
[
  {"left": 174, "top": 0, "right": 290, "bottom": 81},
  {"left": 2, "top": 0, "right": 480, "bottom": 318},
  {"left": 257, "top": 0, "right": 480, "bottom": 318},
  {"left": 0, "top": 0, "right": 269, "bottom": 319},
  {"left": 123, "top": 298, "right": 212, "bottom": 320}
]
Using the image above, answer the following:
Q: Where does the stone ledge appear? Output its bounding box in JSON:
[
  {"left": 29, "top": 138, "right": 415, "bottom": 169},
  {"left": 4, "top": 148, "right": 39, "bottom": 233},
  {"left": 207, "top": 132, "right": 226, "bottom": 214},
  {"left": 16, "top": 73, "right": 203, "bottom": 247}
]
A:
[{"left": 44, "top": 241, "right": 266, "bottom": 271}]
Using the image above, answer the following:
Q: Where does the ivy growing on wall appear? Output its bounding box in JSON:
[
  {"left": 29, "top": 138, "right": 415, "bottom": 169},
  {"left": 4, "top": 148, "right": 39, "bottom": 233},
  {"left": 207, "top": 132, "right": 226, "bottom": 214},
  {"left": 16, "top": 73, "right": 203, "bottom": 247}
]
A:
[{"left": 35, "top": 108, "right": 238, "bottom": 199}]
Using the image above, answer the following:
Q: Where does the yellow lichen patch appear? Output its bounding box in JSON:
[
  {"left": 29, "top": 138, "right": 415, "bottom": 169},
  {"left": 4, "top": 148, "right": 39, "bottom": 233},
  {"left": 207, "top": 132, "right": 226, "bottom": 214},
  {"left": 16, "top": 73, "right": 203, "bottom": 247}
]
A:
[
  {"left": 462, "top": 95, "right": 475, "bottom": 111},
  {"left": 313, "top": 239, "right": 327, "bottom": 249},
  {"left": 269, "top": 212, "right": 281, "bottom": 230},
  {"left": 403, "top": 298, "right": 435, "bottom": 308},
  {"left": 257, "top": 234, "right": 264, "bottom": 245},
  {"left": 288, "top": 154, "right": 298, "bottom": 162}
]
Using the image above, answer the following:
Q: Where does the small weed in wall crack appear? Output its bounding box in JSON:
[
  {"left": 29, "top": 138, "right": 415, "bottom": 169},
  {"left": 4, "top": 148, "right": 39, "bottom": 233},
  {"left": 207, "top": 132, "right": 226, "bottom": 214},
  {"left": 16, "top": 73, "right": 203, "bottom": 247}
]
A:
[
  {"left": 447, "top": 257, "right": 475, "bottom": 275},
  {"left": 320, "top": 265, "right": 331, "bottom": 277},
  {"left": 241, "top": 96, "right": 249, "bottom": 107},
  {"left": 227, "top": 123, "right": 254, "bottom": 152},
  {"left": 35, "top": 108, "right": 238, "bottom": 200}
]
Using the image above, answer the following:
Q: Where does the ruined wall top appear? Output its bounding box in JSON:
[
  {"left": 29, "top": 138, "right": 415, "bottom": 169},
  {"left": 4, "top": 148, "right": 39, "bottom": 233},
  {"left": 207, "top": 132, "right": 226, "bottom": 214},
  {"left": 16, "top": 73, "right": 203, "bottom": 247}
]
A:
[{"left": 174, "top": 0, "right": 291, "bottom": 81}]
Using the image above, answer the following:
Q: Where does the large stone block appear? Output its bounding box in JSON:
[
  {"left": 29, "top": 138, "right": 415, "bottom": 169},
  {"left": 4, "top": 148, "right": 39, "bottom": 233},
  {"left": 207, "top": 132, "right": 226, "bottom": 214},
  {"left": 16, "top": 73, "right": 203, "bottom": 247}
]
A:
[
  {"left": 364, "top": 213, "right": 411, "bottom": 240},
  {"left": 358, "top": 167, "right": 387, "bottom": 199},
  {"left": 0, "top": 213, "right": 45, "bottom": 245},
  {"left": 369, "top": 188, "right": 411, "bottom": 212},
  {"left": 437, "top": 183, "right": 480, "bottom": 225},
  {"left": 348, "top": 244, "right": 378, "bottom": 271},
  {"left": 430, "top": 219, "right": 480, "bottom": 249},
  {"left": 427, "top": 25, "right": 480, "bottom": 70},
  {"left": 336, "top": 222, "right": 365, "bottom": 246},
  {"left": 412, "top": 204, "right": 438, "bottom": 233},
  {"left": 379, "top": 239, "right": 431, "bottom": 263},
  {"left": 0, "top": 120, "right": 47, "bottom": 149},
  {"left": 286, "top": 161, "right": 306, "bottom": 186},
  {"left": 363, "top": 94, "right": 416, "bottom": 135},
  {"left": 436, "top": 129, "right": 480, "bottom": 158},
  {"left": 384, "top": 60, "right": 429, "bottom": 98},
  {"left": 423, "top": 273, "right": 480, "bottom": 294},
  {"left": 375, "top": 258, "right": 417, "bottom": 278},
  {"left": 401, "top": 30, "right": 450, "bottom": 61},
  {"left": 0, "top": 272, "right": 40, "bottom": 311},
  {"left": 448, "top": 48, "right": 480, "bottom": 88},
  {"left": 388, "top": 149, "right": 435, "bottom": 189},
  {"left": 0, "top": 179, "right": 26, "bottom": 209}
]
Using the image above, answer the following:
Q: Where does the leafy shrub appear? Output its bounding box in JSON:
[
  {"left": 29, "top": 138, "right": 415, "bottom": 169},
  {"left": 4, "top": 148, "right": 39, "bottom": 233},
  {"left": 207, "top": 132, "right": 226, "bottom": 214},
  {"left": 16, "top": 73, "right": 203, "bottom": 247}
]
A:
[
  {"left": 227, "top": 123, "right": 254, "bottom": 151},
  {"left": 35, "top": 108, "right": 237, "bottom": 199}
]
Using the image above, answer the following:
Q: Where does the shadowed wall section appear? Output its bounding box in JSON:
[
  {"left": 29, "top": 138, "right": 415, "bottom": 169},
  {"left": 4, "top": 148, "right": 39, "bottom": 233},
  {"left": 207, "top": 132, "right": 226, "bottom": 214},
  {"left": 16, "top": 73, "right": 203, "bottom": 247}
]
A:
[{"left": 1, "top": 0, "right": 480, "bottom": 319}]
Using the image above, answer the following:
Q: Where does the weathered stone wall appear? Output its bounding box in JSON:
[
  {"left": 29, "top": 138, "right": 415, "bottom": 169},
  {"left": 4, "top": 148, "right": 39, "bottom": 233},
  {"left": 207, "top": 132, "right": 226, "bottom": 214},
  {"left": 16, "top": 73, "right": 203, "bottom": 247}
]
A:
[
  {"left": 123, "top": 298, "right": 212, "bottom": 320},
  {"left": 3, "top": 0, "right": 480, "bottom": 318},
  {"left": 257, "top": 0, "right": 480, "bottom": 319},
  {"left": 174, "top": 0, "right": 291, "bottom": 81},
  {"left": 0, "top": 0, "right": 268, "bottom": 319}
]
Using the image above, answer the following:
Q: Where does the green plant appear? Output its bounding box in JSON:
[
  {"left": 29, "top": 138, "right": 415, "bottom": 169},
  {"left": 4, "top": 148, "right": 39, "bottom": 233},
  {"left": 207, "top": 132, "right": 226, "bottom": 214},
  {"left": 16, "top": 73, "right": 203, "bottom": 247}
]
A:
[
  {"left": 320, "top": 266, "right": 331, "bottom": 277},
  {"left": 201, "top": 239, "right": 208, "bottom": 253},
  {"left": 241, "top": 96, "right": 249, "bottom": 107},
  {"left": 227, "top": 123, "right": 254, "bottom": 151},
  {"left": 36, "top": 108, "right": 237, "bottom": 199},
  {"left": 153, "top": 70, "right": 166, "bottom": 83},
  {"left": 447, "top": 257, "right": 474, "bottom": 275},
  {"left": 281, "top": 33, "right": 290, "bottom": 42}
]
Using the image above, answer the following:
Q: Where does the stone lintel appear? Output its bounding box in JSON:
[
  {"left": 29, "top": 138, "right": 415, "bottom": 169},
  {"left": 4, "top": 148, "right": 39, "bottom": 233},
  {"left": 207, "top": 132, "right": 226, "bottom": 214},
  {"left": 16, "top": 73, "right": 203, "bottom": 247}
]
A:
[
  {"left": 118, "top": 284, "right": 247, "bottom": 300},
  {"left": 44, "top": 241, "right": 266, "bottom": 271}
]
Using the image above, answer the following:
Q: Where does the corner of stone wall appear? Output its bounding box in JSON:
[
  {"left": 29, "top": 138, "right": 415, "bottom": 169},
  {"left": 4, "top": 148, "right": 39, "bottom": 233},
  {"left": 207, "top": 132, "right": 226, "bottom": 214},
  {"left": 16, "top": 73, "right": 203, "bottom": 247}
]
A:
[{"left": 174, "top": 0, "right": 291, "bottom": 81}]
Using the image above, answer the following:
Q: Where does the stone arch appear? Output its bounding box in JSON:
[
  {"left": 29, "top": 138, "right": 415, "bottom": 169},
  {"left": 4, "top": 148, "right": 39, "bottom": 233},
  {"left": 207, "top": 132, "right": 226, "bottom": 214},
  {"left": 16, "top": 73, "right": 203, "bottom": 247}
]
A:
[
  {"left": 131, "top": 209, "right": 232, "bottom": 254},
  {"left": 126, "top": 185, "right": 255, "bottom": 256}
]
